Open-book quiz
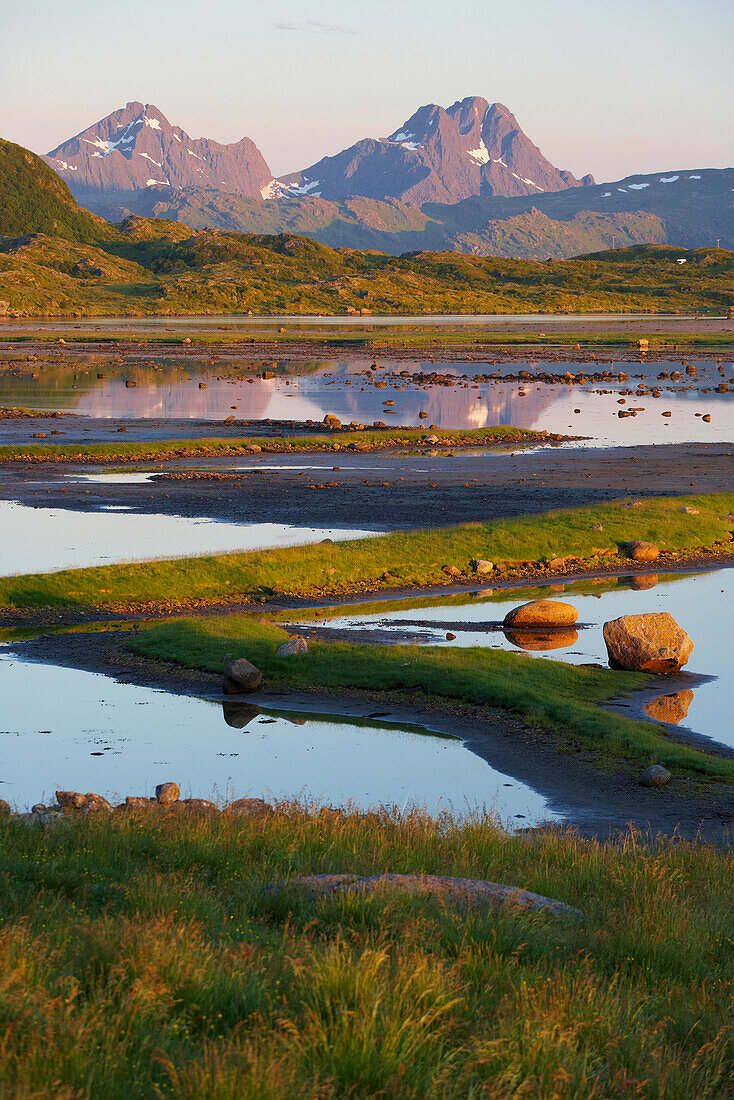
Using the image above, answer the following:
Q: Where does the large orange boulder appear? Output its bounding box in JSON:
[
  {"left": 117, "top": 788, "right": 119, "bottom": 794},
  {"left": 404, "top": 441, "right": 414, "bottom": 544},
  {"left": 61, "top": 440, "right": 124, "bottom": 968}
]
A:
[
  {"left": 603, "top": 613, "right": 693, "bottom": 673},
  {"left": 503, "top": 600, "right": 578, "bottom": 628}
]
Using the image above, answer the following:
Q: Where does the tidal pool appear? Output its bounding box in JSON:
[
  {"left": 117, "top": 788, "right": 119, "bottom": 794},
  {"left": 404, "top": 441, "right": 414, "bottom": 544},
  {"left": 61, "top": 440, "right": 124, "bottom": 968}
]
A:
[
  {"left": 0, "top": 653, "right": 557, "bottom": 822},
  {"left": 1, "top": 356, "right": 731, "bottom": 445},
  {"left": 315, "top": 569, "right": 734, "bottom": 751},
  {"left": 0, "top": 500, "right": 377, "bottom": 576}
]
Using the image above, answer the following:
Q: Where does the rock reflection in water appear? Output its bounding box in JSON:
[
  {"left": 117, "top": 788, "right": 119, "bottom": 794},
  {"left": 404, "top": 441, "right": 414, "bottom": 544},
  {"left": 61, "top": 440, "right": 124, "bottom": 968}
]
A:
[
  {"left": 628, "top": 574, "right": 659, "bottom": 591},
  {"left": 504, "top": 628, "right": 579, "bottom": 651},
  {"left": 643, "top": 689, "right": 695, "bottom": 725},
  {"left": 222, "top": 702, "right": 261, "bottom": 729}
]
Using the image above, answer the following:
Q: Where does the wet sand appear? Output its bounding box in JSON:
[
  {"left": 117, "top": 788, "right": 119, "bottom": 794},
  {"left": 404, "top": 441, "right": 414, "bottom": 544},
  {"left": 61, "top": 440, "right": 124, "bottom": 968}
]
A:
[{"left": 1, "top": 440, "right": 731, "bottom": 532}]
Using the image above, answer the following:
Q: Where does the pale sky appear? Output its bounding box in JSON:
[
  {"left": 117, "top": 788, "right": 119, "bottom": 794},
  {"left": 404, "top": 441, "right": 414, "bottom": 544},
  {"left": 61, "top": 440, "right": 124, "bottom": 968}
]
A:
[{"left": 1, "top": 0, "right": 732, "bottom": 183}]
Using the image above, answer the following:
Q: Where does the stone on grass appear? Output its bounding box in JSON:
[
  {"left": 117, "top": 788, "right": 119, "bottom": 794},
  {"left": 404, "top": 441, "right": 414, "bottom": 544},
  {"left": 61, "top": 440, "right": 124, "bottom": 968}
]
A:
[
  {"left": 56, "top": 790, "right": 86, "bottom": 810},
  {"left": 503, "top": 600, "right": 578, "bottom": 629},
  {"left": 473, "top": 559, "right": 493, "bottom": 575},
  {"left": 442, "top": 565, "right": 461, "bottom": 577},
  {"left": 626, "top": 540, "right": 659, "bottom": 563},
  {"left": 179, "top": 798, "right": 219, "bottom": 815},
  {"left": 225, "top": 797, "right": 273, "bottom": 817},
  {"left": 681, "top": 506, "right": 699, "bottom": 515},
  {"left": 125, "top": 796, "right": 154, "bottom": 812},
  {"left": 81, "top": 792, "right": 113, "bottom": 814},
  {"left": 603, "top": 613, "right": 693, "bottom": 673},
  {"left": 155, "top": 782, "right": 180, "bottom": 805},
  {"left": 639, "top": 765, "right": 672, "bottom": 788},
  {"left": 264, "top": 873, "right": 582, "bottom": 918},
  {"left": 0, "top": 798, "right": 11, "bottom": 817},
  {"left": 223, "top": 657, "right": 263, "bottom": 694},
  {"left": 276, "top": 637, "right": 309, "bottom": 657}
]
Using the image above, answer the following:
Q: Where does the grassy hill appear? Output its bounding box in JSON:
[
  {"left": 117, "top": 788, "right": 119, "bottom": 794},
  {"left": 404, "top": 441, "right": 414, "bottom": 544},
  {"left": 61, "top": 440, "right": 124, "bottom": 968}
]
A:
[
  {"left": 0, "top": 139, "right": 112, "bottom": 243},
  {"left": 89, "top": 167, "right": 734, "bottom": 258},
  {"left": 1, "top": 141, "right": 733, "bottom": 317}
]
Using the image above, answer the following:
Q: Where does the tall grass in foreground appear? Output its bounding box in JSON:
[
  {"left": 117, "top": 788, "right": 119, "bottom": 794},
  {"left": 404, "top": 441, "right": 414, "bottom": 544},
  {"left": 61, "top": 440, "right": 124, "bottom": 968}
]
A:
[{"left": 1, "top": 809, "right": 732, "bottom": 1098}]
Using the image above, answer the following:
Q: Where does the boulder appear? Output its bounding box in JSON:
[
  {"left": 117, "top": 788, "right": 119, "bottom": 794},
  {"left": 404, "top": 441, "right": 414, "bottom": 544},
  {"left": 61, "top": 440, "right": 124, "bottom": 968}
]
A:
[
  {"left": 639, "top": 764, "right": 672, "bottom": 788},
  {"left": 263, "top": 873, "right": 582, "bottom": 918},
  {"left": 223, "top": 657, "right": 263, "bottom": 694},
  {"left": 276, "top": 637, "right": 309, "bottom": 657},
  {"left": 626, "top": 540, "right": 660, "bottom": 563},
  {"left": 503, "top": 600, "right": 578, "bottom": 629},
  {"left": 56, "top": 790, "right": 86, "bottom": 811},
  {"left": 0, "top": 798, "right": 11, "bottom": 817},
  {"left": 442, "top": 565, "right": 461, "bottom": 577},
  {"left": 178, "top": 798, "right": 219, "bottom": 815},
  {"left": 81, "top": 792, "right": 113, "bottom": 815},
  {"left": 155, "top": 782, "right": 180, "bottom": 805},
  {"left": 473, "top": 559, "right": 493, "bottom": 575},
  {"left": 603, "top": 613, "right": 693, "bottom": 673},
  {"left": 225, "top": 797, "right": 273, "bottom": 817},
  {"left": 124, "top": 795, "right": 154, "bottom": 812},
  {"left": 643, "top": 689, "right": 694, "bottom": 725}
]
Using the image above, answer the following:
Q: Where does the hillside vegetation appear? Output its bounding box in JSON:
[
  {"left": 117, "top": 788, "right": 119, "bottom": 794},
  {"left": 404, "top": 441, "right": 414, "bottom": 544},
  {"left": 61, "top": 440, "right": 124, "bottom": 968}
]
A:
[
  {"left": 0, "top": 139, "right": 111, "bottom": 243},
  {"left": 1, "top": 142, "right": 733, "bottom": 317}
]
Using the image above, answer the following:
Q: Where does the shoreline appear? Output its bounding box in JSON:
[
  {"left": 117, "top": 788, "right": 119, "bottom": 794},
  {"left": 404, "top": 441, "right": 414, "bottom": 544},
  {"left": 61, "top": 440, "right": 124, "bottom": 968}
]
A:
[{"left": 6, "top": 626, "right": 734, "bottom": 842}]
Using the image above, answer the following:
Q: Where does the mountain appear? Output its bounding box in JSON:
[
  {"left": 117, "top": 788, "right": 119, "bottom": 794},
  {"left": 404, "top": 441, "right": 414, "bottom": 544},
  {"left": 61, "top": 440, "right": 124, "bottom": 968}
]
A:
[
  {"left": 42, "top": 101, "right": 272, "bottom": 201},
  {"left": 0, "top": 138, "right": 109, "bottom": 241},
  {"left": 274, "top": 97, "right": 593, "bottom": 205},
  {"left": 126, "top": 167, "right": 734, "bottom": 258}
]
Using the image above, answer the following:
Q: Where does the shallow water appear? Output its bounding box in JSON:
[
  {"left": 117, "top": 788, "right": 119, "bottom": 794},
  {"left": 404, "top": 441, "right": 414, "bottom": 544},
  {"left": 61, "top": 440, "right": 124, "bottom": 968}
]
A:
[
  {"left": 0, "top": 500, "right": 377, "bottom": 575},
  {"left": 319, "top": 569, "right": 734, "bottom": 751},
  {"left": 2, "top": 357, "right": 731, "bottom": 445},
  {"left": 0, "top": 653, "right": 557, "bottom": 821}
]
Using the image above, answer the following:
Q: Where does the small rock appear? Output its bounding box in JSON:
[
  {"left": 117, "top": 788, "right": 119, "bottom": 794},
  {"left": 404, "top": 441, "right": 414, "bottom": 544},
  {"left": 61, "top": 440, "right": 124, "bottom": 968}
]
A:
[
  {"left": 0, "top": 798, "right": 11, "bottom": 817},
  {"left": 225, "top": 797, "right": 273, "bottom": 817},
  {"left": 155, "top": 782, "right": 180, "bottom": 805},
  {"left": 473, "top": 559, "right": 493, "bottom": 575},
  {"left": 627, "top": 541, "right": 659, "bottom": 562},
  {"left": 56, "top": 790, "right": 86, "bottom": 810},
  {"left": 424, "top": 434, "right": 439, "bottom": 443},
  {"left": 179, "top": 798, "right": 219, "bottom": 815},
  {"left": 592, "top": 523, "right": 603, "bottom": 531},
  {"left": 503, "top": 600, "right": 579, "bottom": 628},
  {"left": 446, "top": 632, "right": 456, "bottom": 640},
  {"left": 442, "top": 565, "right": 461, "bottom": 577},
  {"left": 276, "top": 637, "right": 309, "bottom": 657},
  {"left": 681, "top": 506, "right": 699, "bottom": 514},
  {"left": 639, "top": 765, "right": 671, "bottom": 788},
  {"left": 223, "top": 657, "right": 263, "bottom": 694},
  {"left": 124, "top": 796, "right": 154, "bottom": 812}
]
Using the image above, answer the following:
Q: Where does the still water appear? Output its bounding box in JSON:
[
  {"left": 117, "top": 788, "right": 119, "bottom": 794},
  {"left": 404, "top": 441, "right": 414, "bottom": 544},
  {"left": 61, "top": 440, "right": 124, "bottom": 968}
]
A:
[
  {"left": 0, "top": 500, "right": 376, "bottom": 576},
  {"left": 0, "top": 653, "right": 556, "bottom": 822},
  {"left": 316, "top": 569, "right": 734, "bottom": 751},
  {"left": 1, "top": 357, "right": 731, "bottom": 445}
]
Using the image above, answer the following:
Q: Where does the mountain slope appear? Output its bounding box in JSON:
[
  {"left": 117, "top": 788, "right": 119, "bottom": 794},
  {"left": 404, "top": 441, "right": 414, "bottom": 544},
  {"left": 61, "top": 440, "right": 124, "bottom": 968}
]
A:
[
  {"left": 276, "top": 97, "right": 593, "bottom": 204},
  {"left": 126, "top": 167, "right": 734, "bottom": 258},
  {"left": 0, "top": 138, "right": 110, "bottom": 241},
  {"left": 43, "top": 102, "right": 272, "bottom": 200}
]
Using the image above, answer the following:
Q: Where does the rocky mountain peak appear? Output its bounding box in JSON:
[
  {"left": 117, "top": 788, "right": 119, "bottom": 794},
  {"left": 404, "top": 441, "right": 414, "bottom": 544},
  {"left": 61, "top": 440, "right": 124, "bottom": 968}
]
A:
[{"left": 43, "top": 102, "right": 271, "bottom": 201}]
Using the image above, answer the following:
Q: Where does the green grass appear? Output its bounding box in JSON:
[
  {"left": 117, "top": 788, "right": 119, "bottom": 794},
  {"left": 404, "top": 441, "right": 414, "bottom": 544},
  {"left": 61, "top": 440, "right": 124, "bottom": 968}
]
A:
[
  {"left": 0, "top": 493, "right": 731, "bottom": 611},
  {"left": 128, "top": 614, "right": 734, "bottom": 780},
  {"left": 1, "top": 809, "right": 733, "bottom": 1097},
  {"left": 0, "top": 425, "right": 544, "bottom": 464}
]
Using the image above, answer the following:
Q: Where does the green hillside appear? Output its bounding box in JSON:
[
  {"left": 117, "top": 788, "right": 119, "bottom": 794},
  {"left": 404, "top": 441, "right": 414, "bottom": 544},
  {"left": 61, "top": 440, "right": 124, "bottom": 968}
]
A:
[
  {"left": 91, "top": 167, "right": 734, "bottom": 258},
  {"left": 0, "top": 139, "right": 111, "bottom": 242}
]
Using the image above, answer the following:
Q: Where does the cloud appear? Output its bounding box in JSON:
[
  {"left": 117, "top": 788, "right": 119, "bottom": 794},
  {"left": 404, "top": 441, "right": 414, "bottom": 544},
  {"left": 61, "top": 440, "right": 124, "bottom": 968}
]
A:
[{"left": 273, "top": 19, "right": 357, "bottom": 36}]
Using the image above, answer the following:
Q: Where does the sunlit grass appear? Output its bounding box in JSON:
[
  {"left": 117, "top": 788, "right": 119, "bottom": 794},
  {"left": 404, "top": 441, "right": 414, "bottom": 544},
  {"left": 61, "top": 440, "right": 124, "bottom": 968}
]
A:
[
  {"left": 1, "top": 809, "right": 733, "bottom": 1097},
  {"left": 0, "top": 492, "right": 731, "bottom": 611}
]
